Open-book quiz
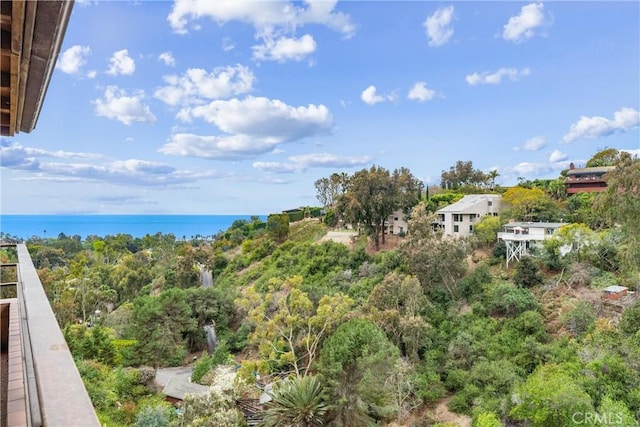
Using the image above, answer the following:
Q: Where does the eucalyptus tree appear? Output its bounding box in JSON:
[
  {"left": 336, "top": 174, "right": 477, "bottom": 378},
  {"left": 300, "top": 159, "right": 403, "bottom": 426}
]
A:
[
  {"left": 400, "top": 202, "right": 470, "bottom": 299},
  {"left": 336, "top": 165, "right": 420, "bottom": 249},
  {"left": 440, "top": 160, "right": 488, "bottom": 190}
]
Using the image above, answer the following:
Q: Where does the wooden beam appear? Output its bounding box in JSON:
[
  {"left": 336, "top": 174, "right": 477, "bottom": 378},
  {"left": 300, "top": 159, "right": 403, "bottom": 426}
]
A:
[{"left": 0, "top": 14, "right": 10, "bottom": 31}]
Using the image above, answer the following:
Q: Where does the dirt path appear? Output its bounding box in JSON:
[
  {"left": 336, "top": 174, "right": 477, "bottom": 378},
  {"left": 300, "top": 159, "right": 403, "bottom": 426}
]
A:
[
  {"left": 320, "top": 230, "right": 358, "bottom": 246},
  {"left": 432, "top": 397, "right": 472, "bottom": 426}
]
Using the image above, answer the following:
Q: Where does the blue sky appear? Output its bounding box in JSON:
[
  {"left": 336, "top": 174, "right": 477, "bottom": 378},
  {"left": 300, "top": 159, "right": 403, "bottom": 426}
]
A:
[{"left": 1, "top": 1, "right": 639, "bottom": 215}]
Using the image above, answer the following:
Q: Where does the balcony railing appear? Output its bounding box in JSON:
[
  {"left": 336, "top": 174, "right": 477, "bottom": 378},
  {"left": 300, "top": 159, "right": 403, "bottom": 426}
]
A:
[{"left": 1, "top": 243, "right": 99, "bottom": 427}]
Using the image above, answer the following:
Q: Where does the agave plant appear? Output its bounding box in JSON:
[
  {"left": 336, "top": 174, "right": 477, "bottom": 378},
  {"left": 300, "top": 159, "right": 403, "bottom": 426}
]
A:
[{"left": 261, "top": 375, "right": 329, "bottom": 427}]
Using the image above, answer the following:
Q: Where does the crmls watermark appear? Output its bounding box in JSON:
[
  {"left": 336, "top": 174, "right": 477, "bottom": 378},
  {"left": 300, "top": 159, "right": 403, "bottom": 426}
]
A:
[{"left": 572, "top": 412, "right": 625, "bottom": 425}]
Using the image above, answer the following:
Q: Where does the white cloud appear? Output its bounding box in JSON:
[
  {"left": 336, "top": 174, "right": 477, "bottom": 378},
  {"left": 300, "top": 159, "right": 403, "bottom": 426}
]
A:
[
  {"left": 168, "top": 0, "right": 354, "bottom": 36},
  {"left": 40, "top": 159, "right": 222, "bottom": 187},
  {"left": 155, "top": 65, "right": 255, "bottom": 107},
  {"left": 0, "top": 142, "right": 223, "bottom": 187},
  {"left": 162, "top": 96, "right": 333, "bottom": 160},
  {"left": 56, "top": 45, "right": 91, "bottom": 74},
  {"left": 549, "top": 149, "right": 568, "bottom": 162},
  {"left": 408, "top": 82, "right": 436, "bottom": 102},
  {"left": 562, "top": 107, "right": 640, "bottom": 143},
  {"left": 167, "top": 0, "right": 353, "bottom": 63},
  {"left": 160, "top": 134, "right": 279, "bottom": 160},
  {"left": 107, "top": 49, "right": 136, "bottom": 76},
  {"left": 514, "top": 136, "right": 547, "bottom": 151},
  {"left": 158, "top": 51, "right": 175, "bottom": 67},
  {"left": 0, "top": 142, "right": 103, "bottom": 170},
  {"left": 361, "top": 85, "right": 396, "bottom": 105},
  {"left": 424, "top": 5, "right": 454, "bottom": 47},
  {"left": 503, "top": 3, "right": 546, "bottom": 43},
  {"left": 508, "top": 160, "right": 571, "bottom": 177},
  {"left": 252, "top": 34, "right": 317, "bottom": 62},
  {"left": 466, "top": 67, "right": 530, "bottom": 85},
  {"left": 253, "top": 153, "right": 372, "bottom": 173},
  {"left": 222, "top": 37, "right": 235, "bottom": 52},
  {"left": 94, "top": 86, "right": 156, "bottom": 125},
  {"left": 182, "top": 96, "right": 332, "bottom": 140},
  {"left": 86, "top": 70, "right": 97, "bottom": 79}
]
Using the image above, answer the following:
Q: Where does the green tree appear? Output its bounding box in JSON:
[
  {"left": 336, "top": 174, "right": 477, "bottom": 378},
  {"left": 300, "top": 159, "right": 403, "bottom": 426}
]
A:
[
  {"left": 567, "top": 192, "right": 603, "bottom": 228},
  {"left": 239, "top": 276, "right": 353, "bottom": 377},
  {"left": 131, "top": 288, "right": 196, "bottom": 367},
  {"left": 474, "top": 215, "right": 501, "bottom": 247},
  {"left": 487, "top": 169, "right": 500, "bottom": 190},
  {"left": 315, "top": 172, "right": 349, "bottom": 209},
  {"left": 365, "top": 273, "right": 430, "bottom": 360},
  {"left": 440, "top": 160, "right": 488, "bottom": 190},
  {"left": 267, "top": 214, "right": 290, "bottom": 243},
  {"left": 318, "top": 318, "right": 400, "bottom": 426},
  {"left": 513, "top": 256, "right": 544, "bottom": 288},
  {"left": 595, "top": 152, "right": 640, "bottom": 273},
  {"left": 400, "top": 203, "right": 469, "bottom": 298},
  {"left": 586, "top": 148, "right": 621, "bottom": 167},
  {"left": 337, "top": 165, "right": 396, "bottom": 249},
  {"left": 392, "top": 167, "right": 421, "bottom": 214},
  {"left": 502, "top": 186, "right": 556, "bottom": 221},
  {"left": 490, "top": 283, "right": 539, "bottom": 317},
  {"left": 261, "top": 375, "right": 329, "bottom": 427},
  {"left": 510, "top": 364, "right": 594, "bottom": 427}
]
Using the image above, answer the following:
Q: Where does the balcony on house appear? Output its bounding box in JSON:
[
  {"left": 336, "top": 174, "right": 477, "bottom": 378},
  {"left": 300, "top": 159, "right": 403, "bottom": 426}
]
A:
[{"left": 1, "top": 243, "right": 100, "bottom": 427}]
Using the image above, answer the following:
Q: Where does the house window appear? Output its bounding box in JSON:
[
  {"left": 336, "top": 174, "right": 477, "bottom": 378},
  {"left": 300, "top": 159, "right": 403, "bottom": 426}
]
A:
[
  {"left": 488, "top": 201, "right": 493, "bottom": 206},
  {"left": 394, "top": 217, "right": 399, "bottom": 221},
  {"left": 439, "top": 214, "right": 445, "bottom": 222},
  {"left": 453, "top": 214, "right": 462, "bottom": 222},
  {"left": 469, "top": 225, "right": 473, "bottom": 232},
  {"left": 453, "top": 225, "right": 459, "bottom": 233}
]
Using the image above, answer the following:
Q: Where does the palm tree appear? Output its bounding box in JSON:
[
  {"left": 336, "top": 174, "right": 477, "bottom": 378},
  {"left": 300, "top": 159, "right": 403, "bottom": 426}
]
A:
[
  {"left": 487, "top": 169, "right": 500, "bottom": 190},
  {"left": 261, "top": 375, "right": 329, "bottom": 427}
]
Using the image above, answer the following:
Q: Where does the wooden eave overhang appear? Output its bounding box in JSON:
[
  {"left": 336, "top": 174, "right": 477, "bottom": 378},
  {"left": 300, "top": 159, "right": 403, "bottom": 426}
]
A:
[{"left": 0, "top": 0, "right": 74, "bottom": 136}]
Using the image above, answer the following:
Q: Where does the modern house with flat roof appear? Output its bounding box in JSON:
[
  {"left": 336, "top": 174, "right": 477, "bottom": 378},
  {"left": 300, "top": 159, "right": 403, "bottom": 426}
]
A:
[
  {"left": 565, "top": 163, "right": 615, "bottom": 194},
  {"left": 435, "top": 194, "right": 501, "bottom": 238},
  {"left": 497, "top": 221, "right": 566, "bottom": 267}
]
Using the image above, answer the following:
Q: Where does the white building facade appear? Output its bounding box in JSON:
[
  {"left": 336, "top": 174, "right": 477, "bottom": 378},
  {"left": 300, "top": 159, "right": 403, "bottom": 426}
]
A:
[
  {"left": 497, "top": 221, "right": 566, "bottom": 266},
  {"left": 435, "top": 194, "right": 502, "bottom": 238},
  {"left": 386, "top": 209, "right": 409, "bottom": 235}
]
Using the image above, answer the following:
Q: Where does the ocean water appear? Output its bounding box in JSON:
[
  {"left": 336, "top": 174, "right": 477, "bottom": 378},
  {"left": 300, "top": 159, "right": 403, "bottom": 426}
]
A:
[{"left": 0, "top": 215, "right": 265, "bottom": 240}]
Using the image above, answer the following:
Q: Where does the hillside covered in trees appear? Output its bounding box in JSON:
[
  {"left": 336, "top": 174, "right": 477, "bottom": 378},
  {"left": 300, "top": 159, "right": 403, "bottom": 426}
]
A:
[{"left": 4, "top": 149, "right": 640, "bottom": 427}]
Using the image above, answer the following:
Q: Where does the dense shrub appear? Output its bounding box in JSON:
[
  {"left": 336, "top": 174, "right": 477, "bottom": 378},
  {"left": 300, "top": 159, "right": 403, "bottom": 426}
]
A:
[
  {"left": 513, "top": 256, "right": 544, "bottom": 288},
  {"left": 490, "top": 283, "right": 539, "bottom": 317},
  {"left": 563, "top": 301, "right": 596, "bottom": 337}
]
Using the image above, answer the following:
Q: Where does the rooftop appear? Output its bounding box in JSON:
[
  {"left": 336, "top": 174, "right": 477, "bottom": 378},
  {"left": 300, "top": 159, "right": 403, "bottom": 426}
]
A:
[
  {"left": 503, "top": 222, "right": 566, "bottom": 229},
  {"left": 0, "top": 0, "right": 73, "bottom": 136},
  {"left": 436, "top": 194, "right": 501, "bottom": 213},
  {"left": 566, "top": 166, "right": 615, "bottom": 175}
]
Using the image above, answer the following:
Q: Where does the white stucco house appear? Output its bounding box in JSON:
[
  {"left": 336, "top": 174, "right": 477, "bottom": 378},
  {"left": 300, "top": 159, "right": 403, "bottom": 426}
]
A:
[
  {"left": 435, "top": 194, "right": 502, "bottom": 237},
  {"left": 497, "top": 221, "right": 566, "bottom": 266},
  {"left": 385, "top": 209, "right": 409, "bottom": 235}
]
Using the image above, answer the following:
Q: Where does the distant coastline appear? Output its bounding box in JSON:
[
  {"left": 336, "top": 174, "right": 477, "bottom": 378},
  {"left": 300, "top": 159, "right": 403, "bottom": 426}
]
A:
[{"left": 0, "top": 214, "right": 266, "bottom": 240}]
